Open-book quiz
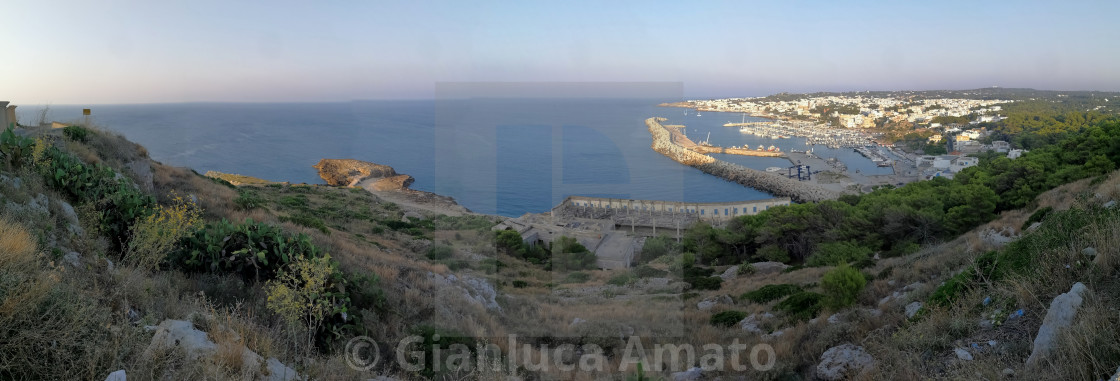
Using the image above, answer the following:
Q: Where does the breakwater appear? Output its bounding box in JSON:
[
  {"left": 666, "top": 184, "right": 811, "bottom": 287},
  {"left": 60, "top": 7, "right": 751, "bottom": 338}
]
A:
[{"left": 647, "top": 117, "right": 839, "bottom": 203}]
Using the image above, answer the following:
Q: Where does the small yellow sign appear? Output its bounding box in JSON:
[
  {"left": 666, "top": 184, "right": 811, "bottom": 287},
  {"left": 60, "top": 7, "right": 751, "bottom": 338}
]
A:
[{"left": 82, "top": 109, "right": 91, "bottom": 115}]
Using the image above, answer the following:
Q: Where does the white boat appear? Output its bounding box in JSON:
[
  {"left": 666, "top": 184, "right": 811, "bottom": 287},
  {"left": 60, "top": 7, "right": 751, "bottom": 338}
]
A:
[{"left": 766, "top": 166, "right": 784, "bottom": 173}]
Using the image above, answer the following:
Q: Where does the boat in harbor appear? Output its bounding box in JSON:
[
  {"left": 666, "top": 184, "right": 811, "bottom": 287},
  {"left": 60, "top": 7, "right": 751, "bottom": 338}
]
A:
[{"left": 766, "top": 166, "right": 784, "bottom": 173}]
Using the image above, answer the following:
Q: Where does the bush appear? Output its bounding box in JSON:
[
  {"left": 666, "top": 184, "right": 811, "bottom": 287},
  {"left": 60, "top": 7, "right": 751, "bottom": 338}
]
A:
[
  {"left": 639, "top": 235, "right": 678, "bottom": 263},
  {"left": 279, "top": 213, "right": 330, "bottom": 235},
  {"left": 607, "top": 273, "right": 634, "bottom": 286},
  {"left": 551, "top": 236, "right": 596, "bottom": 271},
  {"left": 1021, "top": 206, "right": 1054, "bottom": 230},
  {"left": 709, "top": 310, "right": 748, "bottom": 328},
  {"left": 561, "top": 272, "right": 591, "bottom": 284},
  {"left": 62, "top": 125, "right": 90, "bottom": 142},
  {"left": 512, "top": 280, "right": 528, "bottom": 288},
  {"left": 741, "top": 284, "right": 803, "bottom": 304},
  {"left": 234, "top": 189, "right": 264, "bottom": 210},
  {"left": 820, "top": 264, "right": 867, "bottom": 309},
  {"left": 265, "top": 253, "right": 342, "bottom": 352},
  {"left": 808, "top": 241, "right": 872, "bottom": 267},
  {"left": 172, "top": 218, "right": 323, "bottom": 282},
  {"left": 738, "top": 262, "right": 756, "bottom": 275},
  {"left": 426, "top": 244, "right": 454, "bottom": 260},
  {"left": 126, "top": 194, "right": 202, "bottom": 271},
  {"left": 686, "top": 276, "right": 722, "bottom": 290},
  {"left": 775, "top": 292, "right": 824, "bottom": 321},
  {"left": 633, "top": 265, "right": 667, "bottom": 278},
  {"left": 1, "top": 127, "right": 34, "bottom": 169}
]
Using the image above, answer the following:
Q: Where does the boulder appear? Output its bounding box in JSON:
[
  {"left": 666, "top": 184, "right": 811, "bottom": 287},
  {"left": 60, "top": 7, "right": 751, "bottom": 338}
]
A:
[
  {"left": 63, "top": 251, "right": 81, "bottom": 267},
  {"left": 720, "top": 266, "right": 739, "bottom": 281},
  {"left": 954, "top": 348, "right": 973, "bottom": 361},
  {"left": 816, "top": 344, "right": 874, "bottom": 380},
  {"left": 1081, "top": 247, "right": 1097, "bottom": 258},
  {"left": 55, "top": 199, "right": 84, "bottom": 236},
  {"left": 570, "top": 318, "right": 587, "bottom": 327},
  {"left": 372, "top": 175, "right": 415, "bottom": 191},
  {"left": 696, "top": 294, "right": 733, "bottom": 311},
  {"left": 749, "top": 261, "right": 789, "bottom": 275},
  {"left": 739, "top": 312, "right": 773, "bottom": 334},
  {"left": 144, "top": 319, "right": 300, "bottom": 380},
  {"left": 1026, "top": 282, "right": 1089, "bottom": 366},
  {"left": 125, "top": 160, "right": 154, "bottom": 193},
  {"left": 670, "top": 367, "right": 702, "bottom": 381},
  {"left": 905, "top": 302, "right": 923, "bottom": 318},
  {"left": 104, "top": 369, "right": 126, "bottom": 381}
]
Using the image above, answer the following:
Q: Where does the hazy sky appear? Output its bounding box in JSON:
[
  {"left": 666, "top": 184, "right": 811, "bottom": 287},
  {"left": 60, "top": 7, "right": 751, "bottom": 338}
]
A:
[{"left": 2, "top": 0, "right": 1118, "bottom": 104}]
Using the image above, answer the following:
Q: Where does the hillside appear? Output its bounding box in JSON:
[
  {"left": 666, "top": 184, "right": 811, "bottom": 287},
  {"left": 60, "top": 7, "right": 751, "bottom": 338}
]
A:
[{"left": 1, "top": 119, "right": 1119, "bottom": 380}]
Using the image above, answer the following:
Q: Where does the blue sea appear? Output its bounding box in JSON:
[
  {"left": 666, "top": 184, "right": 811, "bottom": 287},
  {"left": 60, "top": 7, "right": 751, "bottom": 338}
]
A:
[{"left": 20, "top": 100, "right": 890, "bottom": 216}]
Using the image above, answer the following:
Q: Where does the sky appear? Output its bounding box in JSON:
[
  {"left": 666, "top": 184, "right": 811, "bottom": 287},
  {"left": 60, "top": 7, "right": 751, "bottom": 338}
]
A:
[{"left": 1, "top": 0, "right": 1118, "bottom": 104}]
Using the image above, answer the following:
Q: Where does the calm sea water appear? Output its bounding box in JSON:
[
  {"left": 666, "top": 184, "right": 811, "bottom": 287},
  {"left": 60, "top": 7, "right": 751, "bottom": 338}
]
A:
[{"left": 20, "top": 100, "right": 888, "bottom": 216}]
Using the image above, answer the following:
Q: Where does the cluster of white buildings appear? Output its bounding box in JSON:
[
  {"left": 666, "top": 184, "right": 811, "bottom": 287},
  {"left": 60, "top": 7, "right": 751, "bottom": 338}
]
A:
[{"left": 684, "top": 95, "right": 1010, "bottom": 129}]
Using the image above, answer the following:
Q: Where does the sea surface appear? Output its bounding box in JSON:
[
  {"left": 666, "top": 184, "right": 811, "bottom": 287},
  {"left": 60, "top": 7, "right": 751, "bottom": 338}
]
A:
[{"left": 20, "top": 100, "right": 890, "bottom": 216}]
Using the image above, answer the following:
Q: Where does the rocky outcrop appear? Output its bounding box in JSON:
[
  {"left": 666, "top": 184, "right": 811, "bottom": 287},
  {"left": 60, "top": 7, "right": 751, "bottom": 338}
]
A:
[
  {"left": 312, "top": 159, "right": 396, "bottom": 187},
  {"left": 696, "top": 294, "right": 733, "bottom": 311},
  {"left": 371, "top": 174, "right": 415, "bottom": 191},
  {"left": 144, "top": 319, "right": 300, "bottom": 381},
  {"left": 1027, "top": 282, "right": 1090, "bottom": 366},
  {"left": 816, "top": 344, "right": 874, "bottom": 380}
]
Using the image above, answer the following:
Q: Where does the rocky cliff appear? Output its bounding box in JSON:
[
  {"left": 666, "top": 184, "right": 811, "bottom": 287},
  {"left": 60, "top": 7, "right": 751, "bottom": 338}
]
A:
[{"left": 311, "top": 159, "right": 396, "bottom": 187}]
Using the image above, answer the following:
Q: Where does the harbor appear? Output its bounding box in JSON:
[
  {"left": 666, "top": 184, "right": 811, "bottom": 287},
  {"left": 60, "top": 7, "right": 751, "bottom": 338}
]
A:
[{"left": 662, "top": 123, "right": 786, "bottom": 157}]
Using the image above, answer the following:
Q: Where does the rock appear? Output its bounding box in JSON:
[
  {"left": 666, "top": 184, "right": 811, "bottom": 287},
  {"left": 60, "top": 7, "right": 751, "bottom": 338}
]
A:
[
  {"left": 145, "top": 320, "right": 217, "bottom": 360},
  {"left": 0, "top": 174, "right": 22, "bottom": 190},
  {"left": 762, "top": 329, "right": 784, "bottom": 340},
  {"left": 670, "top": 367, "right": 702, "bottom": 381},
  {"left": 372, "top": 175, "right": 415, "bottom": 191},
  {"left": 104, "top": 369, "right": 126, "bottom": 381},
  {"left": 125, "top": 160, "right": 154, "bottom": 193},
  {"left": 720, "top": 266, "right": 739, "bottom": 281},
  {"left": 312, "top": 159, "right": 396, "bottom": 187},
  {"left": 63, "top": 251, "right": 81, "bottom": 267},
  {"left": 816, "top": 344, "right": 874, "bottom": 381},
  {"left": 749, "top": 261, "right": 790, "bottom": 275},
  {"left": 265, "top": 357, "right": 299, "bottom": 381},
  {"left": 570, "top": 318, "right": 587, "bottom": 327},
  {"left": 461, "top": 276, "right": 501, "bottom": 311},
  {"left": 1026, "top": 221, "right": 1043, "bottom": 232},
  {"left": 1081, "top": 247, "right": 1097, "bottom": 258},
  {"left": 827, "top": 313, "right": 842, "bottom": 324},
  {"left": 1002, "top": 368, "right": 1015, "bottom": 377},
  {"left": 1026, "top": 282, "right": 1090, "bottom": 366},
  {"left": 106, "top": 258, "right": 114, "bottom": 272},
  {"left": 903, "top": 282, "right": 924, "bottom": 292},
  {"left": 739, "top": 313, "right": 772, "bottom": 334},
  {"left": 979, "top": 319, "right": 994, "bottom": 329},
  {"left": 55, "top": 199, "right": 84, "bottom": 236},
  {"left": 697, "top": 295, "right": 733, "bottom": 311},
  {"left": 905, "top": 302, "right": 923, "bottom": 318},
  {"left": 954, "top": 348, "right": 973, "bottom": 361},
  {"left": 145, "top": 319, "right": 301, "bottom": 380},
  {"left": 1110, "top": 366, "right": 1120, "bottom": 381},
  {"left": 1104, "top": 200, "right": 1117, "bottom": 209}
]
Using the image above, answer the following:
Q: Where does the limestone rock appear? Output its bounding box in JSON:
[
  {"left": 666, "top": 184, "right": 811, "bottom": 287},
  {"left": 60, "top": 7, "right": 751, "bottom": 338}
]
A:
[
  {"left": 954, "top": 348, "right": 973, "bottom": 361},
  {"left": 816, "top": 344, "right": 874, "bottom": 381},
  {"left": 749, "top": 261, "right": 790, "bottom": 275},
  {"left": 63, "top": 251, "right": 81, "bottom": 267},
  {"left": 0, "top": 174, "right": 22, "bottom": 190},
  {"left": 265, "top": 357, "right": 299, "bottom": 381},
  {"left": 1081, "top": 247, "right": 1097, "bottom": 258},
  {"left": 670, "top": 367, "right": 702, "bottom": 381},
  {"left": 739, "top": 313, "right": 773, "bottom": 334},
  {"left": 144, "top": 319, "right": 300, "bottom": 380},
  {"left": 570, "top": 318, "right": 587, "bottom": 327},
  {"left": 697, "top": 294, "right": 733, "bottom": 311},
  {"left": 372, "top": 175, "right": 415, "bottom": 191},
  {"left": 1026, "top": 221, "right": 1043, "bottom": 232},
  {"left": 104, "top": 369, "right": 126, "bottom": 381},
  {"left": 1002, "top": 368, "right": 1015, "bottom": 377},
  {"left": 905, "top": 302, "right": 923, "bottom": 318},
  {"left": 312, "top": 159, "right": 396, "bottom": 187},
  {"left": 126, "top": 160, "right": 154, "bottom": 193},
  {"left": 1026, "top": 282, "right": 1089, "bottom": 366},
  {"left": 720, "top": 265, "right": 739, "bottom": 281}
]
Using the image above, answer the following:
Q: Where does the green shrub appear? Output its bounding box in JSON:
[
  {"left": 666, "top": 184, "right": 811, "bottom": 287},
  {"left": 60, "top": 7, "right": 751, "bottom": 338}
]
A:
[
  {"left": 234, "top": 189, "right": 264, "bottom": 210},
  {"left": 686, "top": 276, "right": 722, "bottom": 290},
  {"left": 738, "top": 262, "right": 756, "bottom": 275},
  {"left": 512, "top": 280, "right": 528, "bottom": 288},
  {"left": 561, "top": 272, "right": 591, "bottom": 284},
  {"left": 405, "top": 326, "right": 479, "bottom": 379},
  {"left": 639, "top": 235, "right": 679, "bottom": 263},
  {"left": 1021, "top": 206, "right": 1054, "bottom": 230},
  {"left": 633, "top": 265, "right": 667, "bottom": 278},
  {"left": 172, "top": 218, "right": 323, "bottom": 281},
  {"left": 62, "top": 125, "right": 90, "bottom": 142},
  {"left": 279, "top": 213, "right": 330, "bottom": 235},
  {"left": 928, "top": 267, "right": 976, "bottom": 307},
  {"left": 808, "top": 241, "right": 872, "bottom": 267},
  {"left": 709, "top": 310, "right": 748, "bottom": 327},
  {"left": 278, "top": 194, "right": 309, "bottom": 209},
  {"left": 821, "top": 264, "right": 866, "bottom": 309},
  {"left": 551, "top": 236, "right": 596, "bottom": 271},
  {"left": 756, "top": 245, "right": 790, "bottom": 263},
  {"left": 775, "top": 292, "right": 824, "bottom": 321},
  {"left": 607, "top": 273, "right": 634, "bottom": 286},
  {"left": 426, "top": 244, "right": 454, "bottom": 260},
  {"left": 1, "top": 127, "right": 34, "bottom": 169},
  {"left": 741, "top": 284, "right": 802, "bottom": 304}
]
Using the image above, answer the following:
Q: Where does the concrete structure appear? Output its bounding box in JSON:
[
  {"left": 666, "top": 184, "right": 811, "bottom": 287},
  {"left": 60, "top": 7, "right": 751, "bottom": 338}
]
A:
[
  {"left": 0, "top": 101, "right": 10, "bottom": 129},
  {"left": 556, "top": 195, "right": 791, "bottom": 223},
  {"left": 493, "top": 213, "right": 639, "bottom": 270},
  {"left": 992, "top": 140, "right": 1011, "bottom": 153},
  {"left": 949, "top": 157, "right": 978, "bottom": 172}
]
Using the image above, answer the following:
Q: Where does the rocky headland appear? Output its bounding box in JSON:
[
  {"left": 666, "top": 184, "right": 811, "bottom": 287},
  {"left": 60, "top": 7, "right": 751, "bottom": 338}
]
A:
[{"left": 312, "top": 158, "right": 470, "bottom": 216}]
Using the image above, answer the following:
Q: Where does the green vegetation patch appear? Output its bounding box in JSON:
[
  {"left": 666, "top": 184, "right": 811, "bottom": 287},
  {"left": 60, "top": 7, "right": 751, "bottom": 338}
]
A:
[
  {"left": 741, "top": 284, "right": 803, "bottom": 304},
  {"left": 709, "top": 310, "right": 748, "bottom": 328}
]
